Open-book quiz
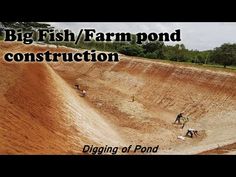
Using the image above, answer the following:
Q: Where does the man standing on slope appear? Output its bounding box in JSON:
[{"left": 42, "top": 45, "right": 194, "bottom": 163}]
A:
[
  {"left": 174, "top": 112, "right": 184, "bottom": 124},
  {"left": 75, "top": 84, "right": 80, "bottom": 90},
  {"left": 181, "top": 116, "right": 189, "bottom": 129}
]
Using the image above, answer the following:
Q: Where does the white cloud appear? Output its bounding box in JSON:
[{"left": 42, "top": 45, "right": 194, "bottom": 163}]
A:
[{"left": 47, "top": 22, "right": 236, "bottom": 51}]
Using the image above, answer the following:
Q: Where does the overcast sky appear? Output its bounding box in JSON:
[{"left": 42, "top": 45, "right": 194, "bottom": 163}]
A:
[{"left": 48, "top": 22, "right": 236, "bottom": 51}]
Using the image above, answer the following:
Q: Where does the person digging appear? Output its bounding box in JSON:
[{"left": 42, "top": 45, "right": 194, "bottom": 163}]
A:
[
  {"left": 174, "top": 113, "right": 184, "bottom": 124},
  {"left": 80, "top": 90, "right": 87, "bottom": 97},
  {"left": 131, "top": 95, "right": 135, "bottom": 102},
  {"left": 186, "top": 128, "right": 199, "bottom": 138},
  {"left": 181, "top": 116, "right": 189, "bottom": 129},
  {"left": 75, "top": 84, "right": 80, "bottom": 91}
]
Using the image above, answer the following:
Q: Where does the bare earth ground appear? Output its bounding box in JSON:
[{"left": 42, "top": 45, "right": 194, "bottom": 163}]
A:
[
  {"left": 199, "top": 142, "right": 236, "bottom": 155},
  {"left": 0, "top": 42, "right": 236, "bottom": 154}
]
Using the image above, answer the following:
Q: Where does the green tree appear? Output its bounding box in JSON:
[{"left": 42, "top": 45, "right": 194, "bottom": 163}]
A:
[
  {"left": 167, "top": 44, "right": 188, "bottom": 62},
  {"left": 210, "top": 43, "right": 236, "bottom": 68},
  {"left": 0, "top": 22, "right": 52, "bottom": 41},
  {"left": 118, "top": 45, "right": 144, "bottom": 56},
  {"left": 142, "top": 41, "right": 164, "bottom": 59},
  {"left": 196, "top": 54, "right": 204, "bottom": 64},
  {"left": 0, "top": 22, "right": 51, "bottom": 31}
]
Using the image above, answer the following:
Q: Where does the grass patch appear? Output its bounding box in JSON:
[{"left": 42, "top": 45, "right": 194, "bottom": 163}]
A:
[
  {"left": 193, "top": 63, "right": 236, "bottom": 73},
  {"left": 131, "top": 56, "right": 236, "bottom": 73}
]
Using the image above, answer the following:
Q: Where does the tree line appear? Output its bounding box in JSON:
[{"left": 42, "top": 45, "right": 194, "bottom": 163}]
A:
[
  {"left": 1, "top": 22, "right": 236, "bottom": 68},
  {"left": 62, "top": 35, "right": 236, "bottom": 68},
  {"left": 52, "top": 32, "right": 236, "bottom": 68}
]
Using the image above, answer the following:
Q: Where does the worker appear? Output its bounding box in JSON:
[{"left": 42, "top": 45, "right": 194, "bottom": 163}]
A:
[
  {"left": 81, "top": 90, "right": 86, "bottom": 97},
  {"left": 181, "top": 117, "right": 189, "bottom": 129},
  {"left": 186, "top": 128, "right": 198, "bottom": 138},
  {"left": 174, "top": 112, "right": 183, "bottom": 124},
  {"left": 75, "top": 84, "right": 80, "bottom": 90},
  {"left": 131, "top": 95, "right": 135, "bottom": 102}
]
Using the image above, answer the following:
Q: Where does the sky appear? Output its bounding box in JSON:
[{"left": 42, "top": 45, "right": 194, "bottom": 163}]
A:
[{"left": 48, "top": 22, "right": 236, "bottom": 51}]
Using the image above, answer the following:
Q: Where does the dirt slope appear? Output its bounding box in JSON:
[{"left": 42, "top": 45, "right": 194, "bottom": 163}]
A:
[{"left": 0, "top": 42, "right": 123, "bottom": 154}]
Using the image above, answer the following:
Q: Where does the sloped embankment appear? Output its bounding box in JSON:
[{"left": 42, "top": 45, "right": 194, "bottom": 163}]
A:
[{"left": 0, "top": 42, "right": 123, "bottom": 154}]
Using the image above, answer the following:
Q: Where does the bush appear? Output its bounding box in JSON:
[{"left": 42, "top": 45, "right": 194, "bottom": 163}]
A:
[
  {"left": 145, "top": 52, "right": 158, "bottom": 59},
  {"left": 142, "top": 42, "right": 163, "bottom": 53},
  {"left": 118, "top": 45, "right": 144, "bottom": 56},
  {"left": 210, "top": 43, "right": 236, "bottom": 68},
  {"left": 169, "top": 57, "right": 177, "bottom": 61}
]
